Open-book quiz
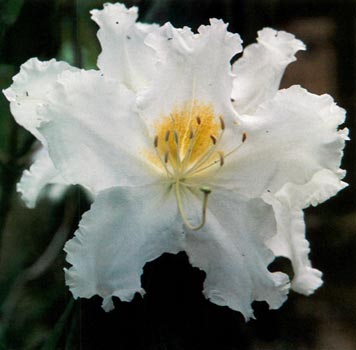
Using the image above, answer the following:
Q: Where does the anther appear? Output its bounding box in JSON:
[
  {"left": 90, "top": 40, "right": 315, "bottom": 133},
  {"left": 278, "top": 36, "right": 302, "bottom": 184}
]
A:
[
  {"left": 189, "top": 127, "right": 194, "bottom": 139},
  {"left": 219, "top": 116, "right": 225, "bottom": 130},
  {"left": 196, "top": 116, "right": 201, "bottom": 125},
  {"left": 174, "top": 131, "right": 179, "bottom": 145},
  {"left": 154, "top": 135, "right": 159, "bottom": 148},
  {"left": 218, "top": 152, "right": 224, "bottom": 166},
  {"left": 165, "top": 130, "right": 170, "bottom": 142},
  {"left": 210, "top": 135, "right": 217, "bottom": 145},
  {"left": 242, "top": 132, "right": 247, "bottom": 143},
  {"left": 164, "top": 151, "right": 169, "bottom": 163}
]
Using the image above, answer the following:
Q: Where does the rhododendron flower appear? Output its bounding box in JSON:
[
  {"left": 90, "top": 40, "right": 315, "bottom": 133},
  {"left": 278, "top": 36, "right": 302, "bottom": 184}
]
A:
[{"left": 3, "top": 2, "right": 348, "bottom": 320}]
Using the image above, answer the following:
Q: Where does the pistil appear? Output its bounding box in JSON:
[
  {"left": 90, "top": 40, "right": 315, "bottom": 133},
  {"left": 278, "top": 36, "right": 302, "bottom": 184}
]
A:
[{"left": 175, "top": 182, "right": 211, "bottom": 231}]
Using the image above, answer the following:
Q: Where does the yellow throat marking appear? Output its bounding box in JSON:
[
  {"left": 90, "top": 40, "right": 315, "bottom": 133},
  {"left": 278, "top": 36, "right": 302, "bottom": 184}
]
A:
[
  {"left": 153, "top": 100, "right": 224, "bottom": 179},
  {"left": 146, "top": 100, "right": 246, "bottom": 231}
]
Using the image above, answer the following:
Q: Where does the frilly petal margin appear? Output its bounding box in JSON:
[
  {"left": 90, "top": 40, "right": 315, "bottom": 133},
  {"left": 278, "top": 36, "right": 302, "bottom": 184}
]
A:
[
  {"left": 64, "top": 184, "right": 183, "bottom": 311},
  {"left": 231, "top": 28, "right": 305, "bottom": 115},
  {"left": 91, "top": 2, "right": 158, "bottom": 92},
  {"left": 270, "top": 169, "right": 348, "bottom": 210},
  {"left": 3, "top": 58, "right": 78, "bottom": 144},
  {"left": 263, "top": 169, "right": 348, "bottom": 295},
  {"left": 138, "top": 19, "right": 242, "bottom": 130},
  {"left": 17, "top": 147, "right": 69, "bottom": 208},
  {"left": 263, "top": 195, "right": 323, "bottom": 295},
  {"left": 182, "top": 189, "right": 290, "bottom": 320},
  {"left": 37, "top": 69, "right": 158, "bottom": 194},
  {"left": 65, "top": 183, "right": 290, "bottom": 319},
  {"left": 214, "top": 85, "right": 348, "bottom": 199}
]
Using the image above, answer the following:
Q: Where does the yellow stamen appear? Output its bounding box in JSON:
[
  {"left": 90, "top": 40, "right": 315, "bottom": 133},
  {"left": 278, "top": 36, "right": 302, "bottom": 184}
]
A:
[
  {"left": 219, "top": 116, "right": 225, "bottom": 130},
  {"left": 189, "top": 127, "right": 194, "bottom": 139},
  {"left": 143, "top": 100, "right": 247, "bottom": 231},
  {"left": 164, "top": 150, "right": 169, "bottom": 163},
  {"left": 218, "top": 151, "right": 224, "bottom": 167},
  {"left": 242, "top": 132, "right": 247, "bottom": 143},
  {"left": 154, "top": 101, "right": 221, "bottom": 170},
  {"left": 165, "top": 130, "right": 170, "bottom": 142}
]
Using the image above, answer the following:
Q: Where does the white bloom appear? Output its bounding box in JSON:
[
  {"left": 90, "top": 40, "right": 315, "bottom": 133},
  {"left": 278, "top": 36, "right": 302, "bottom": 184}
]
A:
[{"left": 3, "top": 2, "right": 348, "bottom": 320}]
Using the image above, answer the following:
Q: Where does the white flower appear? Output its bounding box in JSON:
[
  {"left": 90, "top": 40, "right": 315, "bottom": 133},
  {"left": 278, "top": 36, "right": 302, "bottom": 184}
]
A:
[{"left": 3, "top": 2, "right": 348, "bottom": 320}]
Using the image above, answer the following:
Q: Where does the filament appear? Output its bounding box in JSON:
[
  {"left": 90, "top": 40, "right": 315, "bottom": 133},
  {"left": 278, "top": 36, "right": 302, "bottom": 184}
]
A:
[
  {"left": 184, "top": 118, "right": 225, "bottom": 176},
  {"left": 180, "top": 116, "right": 202, "bottom": 170}
]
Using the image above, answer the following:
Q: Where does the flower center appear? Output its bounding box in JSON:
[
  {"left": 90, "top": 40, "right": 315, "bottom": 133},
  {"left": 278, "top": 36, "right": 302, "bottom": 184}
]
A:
[
  {"left": 148, "top": 100, "right": 246, "bottom": 231},
  {"left": 153, "top": 101, "right": 224, "bottom": 180}
]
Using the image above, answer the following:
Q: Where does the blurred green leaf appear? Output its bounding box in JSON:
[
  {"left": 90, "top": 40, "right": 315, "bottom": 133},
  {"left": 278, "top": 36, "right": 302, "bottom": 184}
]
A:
[
  {"left": 0, "top": 0, "right": 25, "bottom": 40},
  {"left": 40, "top": 298, "right": 75, "bottom": 350}
]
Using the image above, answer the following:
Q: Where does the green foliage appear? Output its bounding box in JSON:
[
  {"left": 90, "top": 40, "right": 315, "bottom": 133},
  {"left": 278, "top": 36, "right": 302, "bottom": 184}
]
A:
[
  {"left": 40, "top": 299, "right": 75, "bottom": 350},
  {"left": 0, "top": 0, "right": 25, "bottom": 40}
]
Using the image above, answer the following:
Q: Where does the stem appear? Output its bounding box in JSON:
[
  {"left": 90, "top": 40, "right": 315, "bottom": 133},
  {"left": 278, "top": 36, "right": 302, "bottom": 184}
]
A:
[
  {"left": 71, "top": 0, "right": 82, "bottom": 68},
  {"left": 0, "top": 119, "right": 20, "bottom": 254},
  {"left": 0, "top": 198, "right": 77, "bottom": 332},
  {"left": 41, "top": 298, "right": 75, "bottom": 350}
]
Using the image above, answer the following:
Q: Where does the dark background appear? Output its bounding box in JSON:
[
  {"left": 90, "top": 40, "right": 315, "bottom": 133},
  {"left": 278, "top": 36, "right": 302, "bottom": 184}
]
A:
[{"left": 0, "top": 0, "right": 355, "bottom": 349}]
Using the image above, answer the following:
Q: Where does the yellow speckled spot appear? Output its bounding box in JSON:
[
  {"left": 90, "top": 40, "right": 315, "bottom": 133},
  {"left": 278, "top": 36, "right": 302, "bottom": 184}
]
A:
[
  {"left": 142, "top": 100, "right": 246, "bottom": 230},
  {"left": 151, "top": 100, "right": 223, "bottom": 178}
]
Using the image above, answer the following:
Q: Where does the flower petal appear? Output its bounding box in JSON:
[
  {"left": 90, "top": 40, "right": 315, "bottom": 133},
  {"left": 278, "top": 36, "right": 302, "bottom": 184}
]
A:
[
  {"left": 183, "top": 189, "right": 289, "bottom": 320},
  {"left": 17, "top": 147, "right": 68, "bottom": 208},
  {"left": 138, "top": 19, "right": 242, "bottom": 130},
  {"left": 262, "top": 169, "right": 347, "bottom": 294},
  {"left": 214, "top": 85, "right": 347, "bottom": 199},
  {"left": 270, "top": 169, "right": 348, "bottom": 210},
  {"left": 91, "top": 2, "right": 158, "bottom": 92},
  {"left": 232, "top": 28, "right": 305, "bottom": 114},
  {"left": 37, "top": 69, "right": 158, "bottom": 193},
  {"left": 263, "top": 194, "right": 323, "bottom": 295},
  {"left": 3, "top": 58, "right": 77, "bottom": 144},
  {"left": 64, "top": 184, "right": 183, "bottom": 311}
]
